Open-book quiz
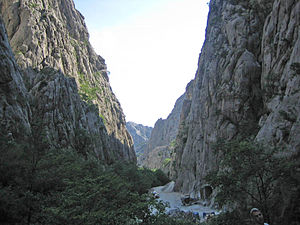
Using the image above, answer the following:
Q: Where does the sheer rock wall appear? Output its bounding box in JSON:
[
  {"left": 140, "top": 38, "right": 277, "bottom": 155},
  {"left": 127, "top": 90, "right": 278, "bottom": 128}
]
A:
[
  {"left": 173, "top": 0, "right": 299, "bottom": 197},
  {"left": 140, "top": 93, "right": 185, "bottom": 174},
  {"left": 0, "top": 0, "right": 136, "bottom": 163}
]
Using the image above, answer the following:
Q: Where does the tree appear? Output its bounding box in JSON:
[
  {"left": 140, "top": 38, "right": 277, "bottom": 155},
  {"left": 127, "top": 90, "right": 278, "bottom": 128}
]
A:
[
  {"left": 205, "top": 138, "right": 294, "bottom": 224},
  {"left": 0, "top": 134, "right": 186, "bottom": 225}
]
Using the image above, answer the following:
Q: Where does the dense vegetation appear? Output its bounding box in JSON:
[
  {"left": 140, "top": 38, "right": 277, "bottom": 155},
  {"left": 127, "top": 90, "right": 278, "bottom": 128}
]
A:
[
  {"left": 203, "top": 138, "right": 300, "bottom": 225},
  {"left": 0, "top": 133, "right": 195, "bottom": 225},
  {"left": 1, "top": 131, "right": 299, "bottom": 225}
]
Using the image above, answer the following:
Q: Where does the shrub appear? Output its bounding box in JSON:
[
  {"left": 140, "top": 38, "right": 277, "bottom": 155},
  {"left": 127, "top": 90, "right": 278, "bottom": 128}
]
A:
[
  {"left": 200, "top": 211, "right": 240, "bottom": 225},
  {"left": 205, "top": 138, "right": 297, "bottom": 224}
]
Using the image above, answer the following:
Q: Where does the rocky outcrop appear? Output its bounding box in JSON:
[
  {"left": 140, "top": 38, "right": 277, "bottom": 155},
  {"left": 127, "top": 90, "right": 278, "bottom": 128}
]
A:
[
  {"left": 140, "top": 93, "right": 185, "bottom": 174},
  {"left": 126, "top": 121, "right": 152, "bottom": 159},
  {"left": 172, "top": 0, "right": 299, "bottom": 198},
  {"left": 256, "top": 0, "right": 300, "bottom": 152},
  {"left": 0, "top": 17, "right": 31, "bottom": 139},
  {"left": 0, "top": 0, "right": 136, "bottom": 163}
]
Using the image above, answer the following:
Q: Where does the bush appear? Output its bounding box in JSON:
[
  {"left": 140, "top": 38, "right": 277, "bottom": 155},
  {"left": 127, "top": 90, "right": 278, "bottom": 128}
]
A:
[
  {"left": 0, "top": 135, "right": 176, "bottom": 225},
  {"left": 200, "top": 211, "right": 240, "bottom": 225},
  {"left": 205, "top": 137, "right": 298, "bottom": 224},
  {"left": 154, "top": 169, "right": 171, "bottom": 186}
]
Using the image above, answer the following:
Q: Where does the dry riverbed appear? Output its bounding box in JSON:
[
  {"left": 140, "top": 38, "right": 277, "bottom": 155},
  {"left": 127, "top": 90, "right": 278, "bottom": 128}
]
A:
[{"left": 152, "top": 182, "right": 218, "bottom": 222}]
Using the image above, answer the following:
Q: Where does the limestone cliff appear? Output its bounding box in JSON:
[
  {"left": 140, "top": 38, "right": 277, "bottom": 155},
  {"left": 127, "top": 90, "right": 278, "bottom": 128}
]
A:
[
  {"left": 0, "top": 0, "right": 136, "bottom": 163},
  {"left": 171, "top": 0, "right": 299, "bottom": 198},
  {"left": 0, "top": 17, "right": 31, "bottom": 139},
  {"left": 126, "top": 121, "right": 152, "bottom": 160},
  {"left": 140, "top": 93, "right": 185, "bottom": 174}
]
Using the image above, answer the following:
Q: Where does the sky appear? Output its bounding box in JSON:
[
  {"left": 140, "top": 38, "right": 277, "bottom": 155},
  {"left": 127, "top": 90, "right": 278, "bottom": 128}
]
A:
[{"left": 73, "top": 0, "right": 210, "bottom": 127}]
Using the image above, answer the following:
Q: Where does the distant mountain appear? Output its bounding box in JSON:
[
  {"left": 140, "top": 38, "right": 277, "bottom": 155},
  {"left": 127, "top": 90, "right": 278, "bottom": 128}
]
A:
[
  {"left": 138, "top": 93, "right": 185, "bottom": 176},
  {"left": 126, "top": 122, "right": 153, "bottom": 160}
]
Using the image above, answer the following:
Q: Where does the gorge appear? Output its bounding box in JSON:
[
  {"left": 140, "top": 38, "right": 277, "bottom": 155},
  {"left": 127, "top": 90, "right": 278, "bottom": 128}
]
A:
[
  {"left": 131, "top": 0, "right": 300, "bottom": 223},
  {"left": 0, "top": 0, "right": 299, "bottom": 224}
]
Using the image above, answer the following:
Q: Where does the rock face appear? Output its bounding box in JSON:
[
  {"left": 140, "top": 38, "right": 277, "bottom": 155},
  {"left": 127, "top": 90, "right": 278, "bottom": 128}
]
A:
[
  {"left": 170, "top": 0, "right": 299, "bottom": 198},
  {"left": 140, "top": 94, "right": 185, "bottom": 174},
  {"left": 0, "top": 17, "right": 31, "bottom": 139},
  {"left": 126, "top": 121, "right": 152, "bottom": 159},
  {"left": 256, "top": 0, "right": 300, "bottom": 152},
  {"left": 0, "top": 0, "right": 136, "bottom": 163}
]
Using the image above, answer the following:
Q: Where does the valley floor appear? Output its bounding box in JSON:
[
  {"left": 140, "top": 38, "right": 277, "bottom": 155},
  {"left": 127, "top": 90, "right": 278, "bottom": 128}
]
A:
[{"left": 152, "top": 182, "right": 218, "bottom": 222}]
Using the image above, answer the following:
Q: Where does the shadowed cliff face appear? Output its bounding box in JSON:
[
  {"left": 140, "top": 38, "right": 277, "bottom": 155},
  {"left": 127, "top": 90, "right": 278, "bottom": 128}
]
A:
[
  {"left": 0, "top": 17, "right": 31, "bottom": 138},
  {"left": 256, "top": 0, "right": 300, "bottom": 151},
  {"left": 171, "top": 0, "right": 299, "bottom": 196},
  {"left": 0, "top": 0, "right": 136, "bottom": 163},
  {"left": 139, "top": 93, "right": 186, "bottom": 175}
]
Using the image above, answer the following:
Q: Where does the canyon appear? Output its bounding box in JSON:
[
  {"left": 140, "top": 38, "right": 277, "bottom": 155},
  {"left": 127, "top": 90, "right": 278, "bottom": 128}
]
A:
[
  {"left": 0, "top": 0, "right": 299, "bottom": 224},
  {"left": 141, "top": 0, "right": 300, "bottom": 197}
]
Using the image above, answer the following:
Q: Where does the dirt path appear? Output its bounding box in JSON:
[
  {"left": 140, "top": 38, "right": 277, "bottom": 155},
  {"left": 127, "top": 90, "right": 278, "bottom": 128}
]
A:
[{"left": 152, "top": 182, "right": 217, "bottom": 221}]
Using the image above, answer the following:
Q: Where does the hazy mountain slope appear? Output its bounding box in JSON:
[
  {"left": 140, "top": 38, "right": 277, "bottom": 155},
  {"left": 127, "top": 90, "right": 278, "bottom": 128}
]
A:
[
  {"left": 140, "top": 93, "right": 185, "bottom": 174},
  {"left": 126, "top": 121, "right": 152, "bottom": 159}
]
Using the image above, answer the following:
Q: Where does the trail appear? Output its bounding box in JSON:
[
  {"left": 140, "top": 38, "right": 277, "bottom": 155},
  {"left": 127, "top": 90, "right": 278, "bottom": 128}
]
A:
[{"left": 152, "top": 182, "right": 217, "bottom": 221}]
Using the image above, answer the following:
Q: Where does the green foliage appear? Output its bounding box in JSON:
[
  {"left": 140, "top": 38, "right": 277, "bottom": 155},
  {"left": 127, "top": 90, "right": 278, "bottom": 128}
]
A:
[
  {"left": 205, "top": 138, "right": 296, "bottom": 224},
  {"left": 77, "top": 72, "right": 104, "bottom": 119},
  {"left": 153, "top": 169, "right": 171, "bottom": 186},
  {"left": 200, "top": 211, "right": 240, "bottom": 225},
  {"left": 78, "top": 72, "right": 98, "bottom": 102},
  {"left": 28, "top": 3, "right": 38, "bottom": 9},
  {"left": 111, "top": 163, "right": 170, "bottom": 195},
  {"left": 177, "top": 122, "right": 189, "bottom": 146},
  {"left": 99, "top": 113, "right": 106, "bottom": 124},
  {"left": 163, "top": 157, "right": 172, "bottom": 167},
  {"left": 0, "top": 134, "right": 178, "bottom": 225},
  {"left": 45, "top": 172, "right": 153, "bottom": 225},
  {"left": 82, "top": 40, "right": 89, "bottom": 46},
  {"left": 74, "top": 128, "right": 92, "bottom": 158},
  {"left": 170, "top": 139, "right": 177, "bottom": 148},
  {"left": 15, "top": 50, "right": 23, "bottom": 55}
]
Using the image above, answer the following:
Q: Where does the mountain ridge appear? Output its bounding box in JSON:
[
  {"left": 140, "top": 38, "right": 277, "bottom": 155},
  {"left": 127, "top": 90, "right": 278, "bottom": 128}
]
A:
[{"left": 126, "top": 121, "right": 152, "bottom": 160}]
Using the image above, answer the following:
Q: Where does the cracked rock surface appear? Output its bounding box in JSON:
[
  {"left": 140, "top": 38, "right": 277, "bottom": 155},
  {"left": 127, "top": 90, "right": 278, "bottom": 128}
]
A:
[
  {"left": 170, "top": 0, "right": 299, "bottom": 196},
  {"left": 0, "top": 0, "right": 136, "bottom": 163}
]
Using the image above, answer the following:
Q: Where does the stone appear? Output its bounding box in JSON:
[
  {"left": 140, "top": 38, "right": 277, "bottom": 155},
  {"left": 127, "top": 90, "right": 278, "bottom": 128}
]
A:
[
  {"left": 126, "top": 121, "right": 152, "bottom": 161},
  {"left": 152, "top": 0, "right": 300, "bottom": 200},
  {"left": 0, "top": 17, "right": 31, "bottom": 138},
  {"left": 140, "top": 93, "right": 186, "bottom": 176},
  {"left": 0, "top": 0, "right": 136, "bottom": 163}
]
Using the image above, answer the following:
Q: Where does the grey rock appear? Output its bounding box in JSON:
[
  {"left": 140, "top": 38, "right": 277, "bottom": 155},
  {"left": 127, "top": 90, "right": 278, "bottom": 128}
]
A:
[
  {"left": 140, "top": 93, "right": 186, "bottom": 175},
  {"left": 168, "top": 0, "right": 299, "bottom": 199},
  {"left": 256, "top": 0, "right": 300, "bottom": 153},
  {"left": 126, "top": 121, "right": 152, "bottom": 159},
  {"left": 0, "top": 17, "right": 31, "bottom": 138},
  {"left": 174, "top": 0, "right": 267, "bottom": 195},
  {"left": 0, "top": 0, "right": 136, "bottom": 163}
]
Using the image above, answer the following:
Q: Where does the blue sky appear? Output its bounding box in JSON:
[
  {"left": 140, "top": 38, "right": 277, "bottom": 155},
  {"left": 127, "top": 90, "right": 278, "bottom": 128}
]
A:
[{"left": 73, "top": 0, "right": 209, "bottom": 127}]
